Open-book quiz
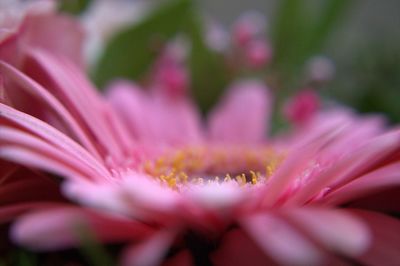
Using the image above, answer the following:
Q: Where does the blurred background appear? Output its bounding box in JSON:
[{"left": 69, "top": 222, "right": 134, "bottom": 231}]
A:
[{"left": 61, "top": 0, "right": 400, "bottom": 123}]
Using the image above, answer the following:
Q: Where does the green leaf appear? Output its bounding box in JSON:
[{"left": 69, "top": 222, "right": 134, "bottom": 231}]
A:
[
  {"left": 59, "top": 0, "right": 91, "bottom": 15},
  {"left": 75, "top": 224, "right": 114, "bottom": 266},
  {"left": 185, "top": 14, "right": 229, "bottom": 113},
  {"left": 13, "top": 250, "right": 37, "bottom": 266},
  {"left": 93, "top": 0, "right": 193, "bottom": 88},
  {"left": 304, "top": 0, "right": 353, "bottom": 56},
  {"left": 272, "top": 0, "right": 311, "bottom": 70},
  {"left": 271, "top": 0, "right": 354, "bottom": 90}
]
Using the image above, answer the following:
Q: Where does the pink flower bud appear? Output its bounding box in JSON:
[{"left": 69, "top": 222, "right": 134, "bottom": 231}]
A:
[
  {"left": 244, "top": 39, "right": 272, "bottom": 69},
  {"left": 150, "top": 38, "right": 190, "bottom": 99},
  {"left": 155, "top": 64, "right": 189, "bottom": 98},
  {"left": 284, "top": 89, "right": 320, "bottom": 126},
  {"left": 232, "top": 11, "right": 266, "bottom": 47}
]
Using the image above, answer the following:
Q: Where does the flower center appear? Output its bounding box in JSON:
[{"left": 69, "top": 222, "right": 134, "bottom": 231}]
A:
[{"left": 141, "top": 145, "right": 284, "bottom": 189}]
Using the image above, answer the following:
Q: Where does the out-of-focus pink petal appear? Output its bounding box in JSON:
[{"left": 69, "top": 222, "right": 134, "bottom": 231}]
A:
[
  {"left": 353, "top": 210, "right": 400, "bottom": 266},
  {"left": 0, "top": 202, "right": 63, "bottom": 224},
  {"left": 0, "top": 126, "right": 104, "bottom": 181},
  {"left": 62, "top": 179, "right": 129, "bottom": 216},
  {"left": 284, "top": 208, "right": 371, "bottom": 257},
  {"left": 107, "top": 80, "right": 203, "bottom": 145},
  {"left": 240, "top": 213, "right": 322, "bottom": 266},
  {"left": 185, "top": 182, "right": 244, "bottom": 211},
  {"left": 317, "top": 114, "right": 386, "bottom": 161},
  {"left": 0, "top": 61, "right": 101, "bottom": 158},
  {"left": 292, "top": 108, "right": 385, "bottom": 154},
  {"left": 0, "top": 0, "right": 54, "bottom": 65},
  {"left": 0, "top": 146, "right": 98, "bottom": 183},
  {"left": 103, "top": 101, "right": 137, "bottom": 154},
  {"left": 121, "top": 230, "right": 176, "bottom": 266},
  {"left": 21, "top": 13, "right": 84, "bottom": 68},
  {"left": 11, "top": 207, "right": 153, "bottom": 251},
  {"left": 0, "top": 1, "right": 84, "bottom": 68},
  {"left": 0, "top": 1, "right": 54, "bottom": 40},
  {"left": 322, "top": 162, "right": 400, "bottom": 206},
  {"left": 261, "top": 129, "right": 340, "bottom": 207},
  {"left": 24, "top": 50, "right": 126, "bottom": 160},
  {"left": 286, "top": 130, "right": 400, "bottom": 206},
  {"left": 120, "top": 174, "right": 182, "bottom": 219},
  {"left": 106, "top": 80, "right": 151, "bottom": 139},
  {"left": 64, "top": 173, "right": 181, "bottom": 220},
  {"left": 0, "top": 103, "right": 110, "bottom": 179},
  {"left": 208, "top": 80, "right": 271, "bottom": 144},
  {"left": 211, "top": 229, "right": 276, "bottom": 266},
  {"left": 146, "top": 91, "right": 203, "bottom": 144}
]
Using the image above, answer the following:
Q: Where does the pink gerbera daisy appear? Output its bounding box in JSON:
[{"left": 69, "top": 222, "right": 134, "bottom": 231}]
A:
[{"left": 1, "top": 2, "right": 400, "bottom": 266}]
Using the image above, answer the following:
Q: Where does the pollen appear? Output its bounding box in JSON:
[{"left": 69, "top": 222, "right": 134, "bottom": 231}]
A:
[{"left": 141, "top": 145, "right": 284, "bottom": 189}]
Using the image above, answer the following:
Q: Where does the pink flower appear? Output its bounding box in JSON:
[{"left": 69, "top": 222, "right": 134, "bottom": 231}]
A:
[
  {"left": 1, "top": 5, "right": 400, "bottom": 266},
  {"left": 283, "top": 89, "right": 320, "bottom": 126}
]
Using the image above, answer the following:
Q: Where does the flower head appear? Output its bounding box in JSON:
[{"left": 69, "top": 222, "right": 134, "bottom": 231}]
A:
[{"left": 1, "top": 3, "right": 400, "bottom": 266}]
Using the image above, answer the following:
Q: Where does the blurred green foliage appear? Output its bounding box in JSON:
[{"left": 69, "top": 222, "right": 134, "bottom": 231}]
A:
[
  {"left": 75, "top": 224, "right": 114, "bottom": 266},
  {"left": 93, "top": 0, "right": 229, "bottom": 112},
  {"left": 94, "top": 0, "right": 193, "bottom": 87},
  {"left": 185, "top": 14, "right": 229, "bottom": 113},
  {"left": 89, "top": 0, "right": 399, "bottom": 121},
  {"left": 59, "top": 0, "right": 91, "bottom": 15},
  {"left": 271, "top": 0, "right": 353, "bottom": 91},
  {"left": 330, "top": 40, "right": 400, "bottom": 123}
]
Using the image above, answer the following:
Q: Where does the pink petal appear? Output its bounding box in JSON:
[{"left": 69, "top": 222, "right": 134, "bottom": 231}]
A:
[
  {"left": 284, "top": 208, "right": 371, "bottom": 257},
  {"left": 240, "top": 213, "right": 322, "bottom": 265},
  {"left": 148, "top": 93, "right": 203, "bottom": 144},
  {"left": 0, "top": 103, "right": 110, "bottom": 178},
  {"left": 208, "top": 80, "right": 271, "bottom": 144},
  {"left": 261, "top": 129, "right": 340, "bottom": 207},
  {"left": 0, "top": 0, "right": 55, "bottom": 65},
  {"left": 107, "top": 80, "right": 203, "bottom": 144},
  {"left": 286, "top": 130, "right": 400, "bottom": 206},
  {"left": 11, "top": 207, "right": 152, "bottom": 251},
  {"left": 0, "top": 2, "right": 84, "bottom": 69},
  {"left": 105, "top": 80, "right": 151, "bottom": 139},
  {"left": 121, "top": 230, "right": 176, "bottom": 266},
  {"left": 62, "top": 179, "right": 129, "bottom": 216},
  {"left": 0, "top": 61, "right": 101, "bottom": 158},
  {"left": 102, "top": 101, "right": 136, "bottom": 154},
  {"left": 120, "top": 174, "right": 181, "bottom": 219},
  {"left": 64, "top": 174, "right": 181, "bottom": 220},
  {"left": 353, "top": 210, "right": 400, "bottom": 266},
  {"left": 211, "top": 229, "right": 276, "bottom": 266},
  {"left": 24, "top": 50, "right": 125, "bottom": 160},
  {"left": 0, "top": 126, "right": 105, "bottom": 181},
  {"left": 21, "top": 13, "right": 85, "bottom": 68},
  {"left": 0, "top": 146, "right": 95, "bottom": 182},
  {"left": 322, "top": 162, "right": 400, "bottom": 206},
  {"left": 185, "top": 182, "right": 244, "bottom": 211},
  {"left": 292, "top": 108, "right": 384, "bottom": 153},
  {"left": 0, "top": 202, "right": 62, "bottom": 224}
]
